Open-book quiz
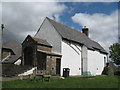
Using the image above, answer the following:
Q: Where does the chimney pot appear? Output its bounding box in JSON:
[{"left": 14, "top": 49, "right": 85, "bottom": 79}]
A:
[{"left": 82, "top": 26, "right": 89, "bottom": 37}]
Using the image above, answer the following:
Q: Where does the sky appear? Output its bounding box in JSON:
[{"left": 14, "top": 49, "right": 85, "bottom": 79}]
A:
[{"left": 1, "top": 1, "right": 119, "bottom": 53}]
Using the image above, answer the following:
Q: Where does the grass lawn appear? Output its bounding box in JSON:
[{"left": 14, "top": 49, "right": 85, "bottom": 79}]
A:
[{"left": 2, "top": 76, "right": 119, "bottom": 88}]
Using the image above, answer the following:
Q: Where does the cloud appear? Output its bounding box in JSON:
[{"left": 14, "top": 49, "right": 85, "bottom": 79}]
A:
[
  {"left": 2, "top": 0, "right": 119, "bottom": 2},
  {"left": 72, "top": 10, "right": 118, "bottom": 52},
  {"left": 2, "top": 2, "right": 66, "bottom": 42}
]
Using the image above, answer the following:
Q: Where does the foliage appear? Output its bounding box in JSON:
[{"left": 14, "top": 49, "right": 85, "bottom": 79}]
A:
[
  {"left": 2, "top": 76, "right": 119, "bottom": 88},
  {"left": 109, "top": 43, "right": 120, "bottom": 65},
  {"left": 114, "top": 66, "right": 120, "bottom": 76}
]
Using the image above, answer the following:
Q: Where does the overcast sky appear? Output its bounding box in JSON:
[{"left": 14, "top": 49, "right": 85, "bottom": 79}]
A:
[{"left": 1, "top": 2, "right": 119, "bottom": 52}]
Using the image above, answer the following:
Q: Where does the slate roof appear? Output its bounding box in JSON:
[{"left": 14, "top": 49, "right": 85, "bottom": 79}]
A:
[
  {"left": 3, "top": 40, "right": 21, "bottom": 55},
  {"left": 2, "top": 40, "right": 22, "bottom": 64},
  {"left": 46, "top": 17, "right": 107, "bottom": 54},
  {"left": 31, "top": 36, "right": 52, "bottom": 47}
]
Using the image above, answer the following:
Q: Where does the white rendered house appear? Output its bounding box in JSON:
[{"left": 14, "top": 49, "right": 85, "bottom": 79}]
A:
[{"left": 35, "top": 17, "right": 108, "bottom": 76}]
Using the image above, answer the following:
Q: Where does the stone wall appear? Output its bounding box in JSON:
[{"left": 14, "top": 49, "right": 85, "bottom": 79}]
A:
[
  {"left": 46, "top": 55, "right": 56, "bottom": 75},
  {"left": 37, "top": 55, "right": 60, "bottom": 75}
]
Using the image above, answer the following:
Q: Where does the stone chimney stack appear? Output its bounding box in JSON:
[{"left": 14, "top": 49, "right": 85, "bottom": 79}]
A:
[{"left": 82, "top": 26, "right": 89, "bottom": 37}]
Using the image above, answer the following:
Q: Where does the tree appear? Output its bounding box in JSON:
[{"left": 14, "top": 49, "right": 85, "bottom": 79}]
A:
[{"left": 109, "top": 43, "right": 120, "bottom": 65}]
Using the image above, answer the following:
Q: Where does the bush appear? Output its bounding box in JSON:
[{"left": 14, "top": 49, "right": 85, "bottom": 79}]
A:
[{"left": 114, "top": 66, "right": 120, "bottom": 76}]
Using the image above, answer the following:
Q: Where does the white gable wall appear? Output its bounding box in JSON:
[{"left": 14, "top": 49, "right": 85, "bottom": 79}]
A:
[
  {"left": 61, "top": 40, "right": 82, "bottom": 76},
  {"left": 35, "top": 18, "right": 62, "bottom": 54},
  {"left": 87, "top": 50, "right": 107, "bottom": 75}
]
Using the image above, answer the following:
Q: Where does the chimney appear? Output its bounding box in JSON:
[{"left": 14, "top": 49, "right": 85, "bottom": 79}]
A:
[{"left": 82, "top": 26, "right": 89, "bottom": 37}]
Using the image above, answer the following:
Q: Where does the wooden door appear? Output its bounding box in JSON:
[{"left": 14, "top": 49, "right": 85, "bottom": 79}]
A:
[{"left": 56, "top": 59, "right": 61, "bottom": 75}]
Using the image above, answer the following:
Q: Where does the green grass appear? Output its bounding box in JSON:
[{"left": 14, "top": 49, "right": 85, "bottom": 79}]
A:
[{"left": 2, "top": 76, "right": 119, "bottom": 88}]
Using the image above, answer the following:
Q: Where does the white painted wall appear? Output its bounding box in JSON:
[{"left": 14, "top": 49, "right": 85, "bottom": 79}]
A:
[
  {"left": 18, "top": 67, "right": 37, "bottom": 76},
  {"left": 87, "top": 50, "right": 107, "bottom": 75},
  {"left": 14, "top": 59, "right": 21, "bottom": 65},
  {"left": 61, "top": 40, "right": 81, "bottom": 76}
]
